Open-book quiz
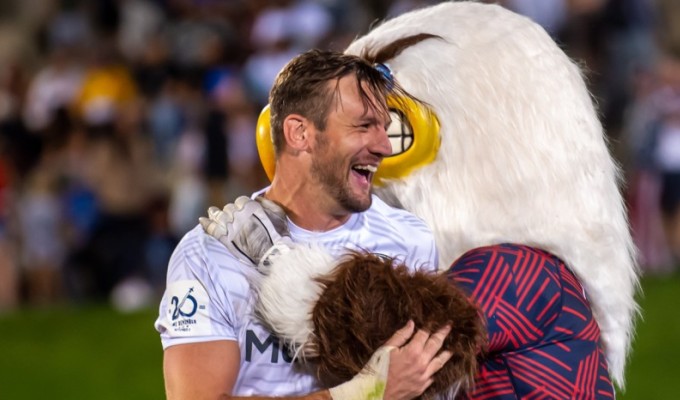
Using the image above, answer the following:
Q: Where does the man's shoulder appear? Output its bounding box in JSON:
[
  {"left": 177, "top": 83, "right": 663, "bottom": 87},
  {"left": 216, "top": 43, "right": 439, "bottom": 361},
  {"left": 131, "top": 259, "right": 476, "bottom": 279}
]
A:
[
  {"left": 164, "top": 225, "right": 255, "bottom": 321},
  {"left": 174, "top": 224, "right": 230, "bottom": 258},
  {"left": 169, "top": 225, "right": 251, "bottom": 282},
  {"left": 367, "top": 195, "right": 432, "bottom": 231}
]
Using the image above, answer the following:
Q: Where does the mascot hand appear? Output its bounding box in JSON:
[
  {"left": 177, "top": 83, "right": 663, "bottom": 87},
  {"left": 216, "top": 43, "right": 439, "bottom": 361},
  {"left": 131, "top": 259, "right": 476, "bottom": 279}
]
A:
[{"left": 199, "top": 196, "right": 292, "bottom": 271}]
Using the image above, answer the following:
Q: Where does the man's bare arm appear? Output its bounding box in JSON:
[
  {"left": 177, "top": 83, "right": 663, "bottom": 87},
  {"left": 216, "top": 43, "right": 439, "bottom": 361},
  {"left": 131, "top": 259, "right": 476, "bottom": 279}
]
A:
[
  {"left": 164, "top": 340, "right": 332, "bottom": 400},
  {"left": 226, "top": 393, "right": 331, "bottom": 400},
  {"left": 164, "top": 340, "right": 240, "bottom": 400},
  {"left": 163, "top": 322, "right": 451, "bottom": 400}
]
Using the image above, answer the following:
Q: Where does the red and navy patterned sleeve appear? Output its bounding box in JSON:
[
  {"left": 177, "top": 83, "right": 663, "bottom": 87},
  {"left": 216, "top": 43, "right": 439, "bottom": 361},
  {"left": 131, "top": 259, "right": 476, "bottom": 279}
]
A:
[{"left": 447, "top": 243, "right": 615, "bottom": 399}]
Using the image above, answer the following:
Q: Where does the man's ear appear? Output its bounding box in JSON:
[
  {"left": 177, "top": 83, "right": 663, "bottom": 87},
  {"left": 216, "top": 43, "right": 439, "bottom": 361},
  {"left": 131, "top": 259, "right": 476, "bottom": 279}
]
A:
[{"left": 282, "top": 114, "right": 312, "bottom": 152}]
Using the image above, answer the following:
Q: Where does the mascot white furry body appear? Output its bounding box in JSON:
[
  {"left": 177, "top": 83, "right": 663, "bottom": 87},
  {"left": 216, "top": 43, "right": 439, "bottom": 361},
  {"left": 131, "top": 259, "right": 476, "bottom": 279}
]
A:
[{"left": 206, "top": 1, "right": 639, "bottom": 396}]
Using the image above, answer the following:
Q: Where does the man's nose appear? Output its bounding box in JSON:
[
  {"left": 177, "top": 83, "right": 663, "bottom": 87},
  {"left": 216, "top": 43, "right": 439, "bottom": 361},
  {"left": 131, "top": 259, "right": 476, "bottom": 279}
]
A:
[{"left": 370, "top": 125, "right": 392, "bottom": 157}]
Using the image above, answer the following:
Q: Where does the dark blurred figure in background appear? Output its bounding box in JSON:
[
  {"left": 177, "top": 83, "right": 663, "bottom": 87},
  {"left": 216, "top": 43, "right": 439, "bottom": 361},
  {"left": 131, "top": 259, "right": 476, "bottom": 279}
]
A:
[
  {"left": 619, "top": 0, "right": 680, "bottom": 274},
  {"left": 624, "top": 54, "right": 680, "bottom": 274}
]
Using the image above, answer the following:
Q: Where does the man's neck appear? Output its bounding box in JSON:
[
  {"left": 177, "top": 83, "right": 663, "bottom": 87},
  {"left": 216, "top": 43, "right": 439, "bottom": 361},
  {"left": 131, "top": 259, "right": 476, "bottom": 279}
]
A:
[{"left": 265, "top": 177, "right": 351, "bottom": 232}]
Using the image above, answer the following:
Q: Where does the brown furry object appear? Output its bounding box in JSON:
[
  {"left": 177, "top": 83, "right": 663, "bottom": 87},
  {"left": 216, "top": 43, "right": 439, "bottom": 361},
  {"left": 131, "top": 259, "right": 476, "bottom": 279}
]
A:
[{"left": 311, "top": 252, "right": 486, "bottom": 399}]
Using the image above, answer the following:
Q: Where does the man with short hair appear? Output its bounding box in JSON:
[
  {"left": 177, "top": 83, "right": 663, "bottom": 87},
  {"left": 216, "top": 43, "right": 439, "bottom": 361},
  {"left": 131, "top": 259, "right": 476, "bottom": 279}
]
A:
[{"left": 155, "top": 49, "right": 450, "bottom": 399}]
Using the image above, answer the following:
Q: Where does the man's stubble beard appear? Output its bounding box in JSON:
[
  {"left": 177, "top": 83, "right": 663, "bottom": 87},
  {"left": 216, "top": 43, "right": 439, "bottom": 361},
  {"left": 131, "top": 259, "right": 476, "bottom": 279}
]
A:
[{"left": 310, "top": 134, "right": 372, "bottom": 213}]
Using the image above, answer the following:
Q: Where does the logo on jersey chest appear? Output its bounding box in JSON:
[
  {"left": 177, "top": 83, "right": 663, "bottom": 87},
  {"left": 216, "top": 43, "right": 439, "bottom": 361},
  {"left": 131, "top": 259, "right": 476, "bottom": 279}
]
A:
[{"left": 245, "top": 330, "right": 293, "bottom": 364}]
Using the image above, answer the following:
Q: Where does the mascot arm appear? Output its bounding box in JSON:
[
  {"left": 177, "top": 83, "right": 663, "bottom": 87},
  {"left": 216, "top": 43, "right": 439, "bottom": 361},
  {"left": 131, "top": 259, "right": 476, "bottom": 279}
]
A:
[{"left": 447, "top": 244, "right": 562, "bottom": 354}]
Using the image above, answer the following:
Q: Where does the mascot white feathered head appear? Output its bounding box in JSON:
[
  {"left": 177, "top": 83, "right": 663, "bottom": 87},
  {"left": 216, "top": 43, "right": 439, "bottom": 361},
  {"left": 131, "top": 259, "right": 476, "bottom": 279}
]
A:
[{"left": 341, "top": 1, "right": 638, "bottom": 388}]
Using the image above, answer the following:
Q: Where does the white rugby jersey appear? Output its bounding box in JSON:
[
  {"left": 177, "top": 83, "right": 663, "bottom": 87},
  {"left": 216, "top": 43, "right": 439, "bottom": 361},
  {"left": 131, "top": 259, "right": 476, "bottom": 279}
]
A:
[{"left": 155, "top": 194, "right": 438, "bottom": 396}]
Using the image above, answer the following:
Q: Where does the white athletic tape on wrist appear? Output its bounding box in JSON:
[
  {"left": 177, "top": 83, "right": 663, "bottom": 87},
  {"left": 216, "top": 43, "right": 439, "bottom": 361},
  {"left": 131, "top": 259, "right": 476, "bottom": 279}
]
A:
[{"left": 328, "top": 346, "right": 395, "bottom": 400}]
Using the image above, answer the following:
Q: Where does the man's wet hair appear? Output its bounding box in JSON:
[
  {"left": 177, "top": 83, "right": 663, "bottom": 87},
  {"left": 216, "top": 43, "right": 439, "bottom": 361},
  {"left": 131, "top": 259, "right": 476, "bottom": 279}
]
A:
[{"left": 269, "top": 49, "right": 407, "bottom": 154}]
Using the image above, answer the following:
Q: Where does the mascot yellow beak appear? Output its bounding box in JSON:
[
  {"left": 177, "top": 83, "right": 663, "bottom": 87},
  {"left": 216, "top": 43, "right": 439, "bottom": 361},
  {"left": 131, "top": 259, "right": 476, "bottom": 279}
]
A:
[
  {"left": 256, "top": 95, "right": 441, "bottom": 185},
  {"left": 255, "top": 105, "right": 276, "bottom": 182}
]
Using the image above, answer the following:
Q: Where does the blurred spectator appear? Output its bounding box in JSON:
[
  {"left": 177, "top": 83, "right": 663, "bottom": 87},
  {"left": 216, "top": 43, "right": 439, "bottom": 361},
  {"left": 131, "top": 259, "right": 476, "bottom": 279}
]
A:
[
  {"left": 243, "top": 0, "right": 336, "bottom": 106},
  {"left": 655, "top": 109, "right": 680, "bottom": 263},
  {"left": 161, "top": 67, "right": 210, "bottom": 238},
  {"left": 72, "top": 43, "right": 137, "bottom": 127},
  {"left": 596, "top": 0, "right": 657, "bottom": 136},
  {"left": 202, "top": 108, "right": 229, "bottom": 208},
  {"left": 23, "top": 47, "right": 84, "bottom": 133},
  {"left": 0, "top": 61, "right": 43, "bottom": 182},
  {"left": 621, "top": 59, "right": 673, "bottom": 273},
  {"left": 17, "top": 154, "right": 66, "bottom": 305},
  {"left": 625, "top": 54, "right": 680, "bottom": 274},
  {"left": 168, "top": 120, "right": 207, "bottom": 238},
  {"left": 286, "top": 0, "right": 334, "bottom": 48},
  {"left": 223, "top": 91, "right": 263, "bottom": 196},
  {"left": 146, "top": 80, "right": 184, "bottom": 167},
  {"left": 44, "top": 0, "right": 91, "bottom": 52},
  {"left": 144, "top": 195, "right": 177, "bottom": 294},
  {"left": 117, "top": 0, "right": 165, "bottom": 62},
  {"left": 74, "top": 101, "right": 164, "bottom": 299},
  {"left": 0, "top": 142, "right": 19, "bottom": 312}
]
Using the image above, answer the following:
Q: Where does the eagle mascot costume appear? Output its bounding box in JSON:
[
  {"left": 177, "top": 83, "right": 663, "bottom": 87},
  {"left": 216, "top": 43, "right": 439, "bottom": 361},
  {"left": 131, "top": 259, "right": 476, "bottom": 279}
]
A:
[{"left": 202, "top": 2, "right": 639, "bottom": 398}]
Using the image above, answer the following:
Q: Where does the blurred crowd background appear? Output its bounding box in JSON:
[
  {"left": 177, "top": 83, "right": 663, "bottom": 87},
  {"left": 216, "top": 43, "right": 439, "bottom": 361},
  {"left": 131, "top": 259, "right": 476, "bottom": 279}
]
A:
[{"left": 0, "top": 0, "right": 678, "bottom": 313}]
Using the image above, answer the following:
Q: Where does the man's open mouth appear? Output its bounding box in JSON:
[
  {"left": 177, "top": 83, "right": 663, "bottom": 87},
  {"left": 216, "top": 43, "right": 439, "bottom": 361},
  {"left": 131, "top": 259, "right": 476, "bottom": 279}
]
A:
[{"left": 351, "top": 164, "right": 378, "bottom": 184}]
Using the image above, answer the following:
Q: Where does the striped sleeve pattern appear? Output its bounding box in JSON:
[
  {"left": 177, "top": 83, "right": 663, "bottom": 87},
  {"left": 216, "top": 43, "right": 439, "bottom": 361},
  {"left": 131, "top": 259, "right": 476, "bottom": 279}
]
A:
[{"left": 447, "top": 244, "right": 615, "bottom": 399}]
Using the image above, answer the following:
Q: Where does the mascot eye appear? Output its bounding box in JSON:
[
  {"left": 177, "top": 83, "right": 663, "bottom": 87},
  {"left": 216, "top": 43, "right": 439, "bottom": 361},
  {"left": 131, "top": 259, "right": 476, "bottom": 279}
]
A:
[{"left": 387, "top": 108, "right": 414, "bottom": 156}]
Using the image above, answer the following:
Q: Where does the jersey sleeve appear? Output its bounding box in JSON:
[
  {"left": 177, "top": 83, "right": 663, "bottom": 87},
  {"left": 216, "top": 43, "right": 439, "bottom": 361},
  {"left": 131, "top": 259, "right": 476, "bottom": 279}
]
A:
[
  {"left": 447, "top": 244, "right": 562, "bottom": 354},
  {"left": 154, "top": 227, "right": 243, "bottom": 349}
]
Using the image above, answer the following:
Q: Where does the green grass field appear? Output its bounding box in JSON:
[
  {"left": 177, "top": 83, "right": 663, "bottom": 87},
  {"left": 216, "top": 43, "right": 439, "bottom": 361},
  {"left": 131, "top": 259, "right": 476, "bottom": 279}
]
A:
[
  {"left": 0, "top": 275, "right": 678, "bottom": 399},
  {"left": 0, "top": 305, "right": 164, "bottom": 399},
  {"left": 618, "top": 274, "right": 680, "bottom": 399}
]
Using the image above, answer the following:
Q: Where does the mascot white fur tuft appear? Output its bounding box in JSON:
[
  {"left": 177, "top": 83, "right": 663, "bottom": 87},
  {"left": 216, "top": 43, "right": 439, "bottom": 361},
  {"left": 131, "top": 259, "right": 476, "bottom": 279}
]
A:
[{"left": 205, "top": 1, "right": 640, "bottom": 395}]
